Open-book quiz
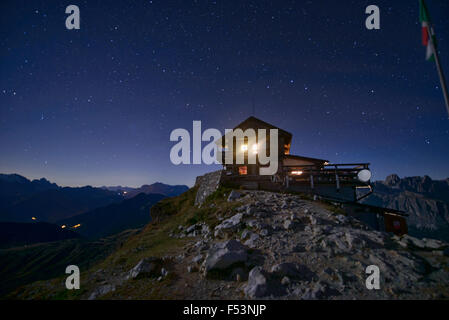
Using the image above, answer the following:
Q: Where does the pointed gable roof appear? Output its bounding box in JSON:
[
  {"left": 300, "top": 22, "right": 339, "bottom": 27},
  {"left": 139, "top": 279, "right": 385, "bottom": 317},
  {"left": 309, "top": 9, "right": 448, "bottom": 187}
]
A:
[{"left": 232, "top": 116, "right": 292, "bottom": 142}]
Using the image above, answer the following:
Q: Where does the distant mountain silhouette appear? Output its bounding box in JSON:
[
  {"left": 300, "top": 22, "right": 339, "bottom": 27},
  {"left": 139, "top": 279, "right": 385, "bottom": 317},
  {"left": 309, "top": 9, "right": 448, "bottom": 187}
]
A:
[
  {"left": 0, "top": 174, "right": 58, "bottom": 198},
  {"left": 56, "top": 193, "right": 166, "bottom": 239},
  {"left": 101, "top": 185, "right": 135, "bottom": 193},
  {"left": 0, "top": 174, "right": 123, "bottom": 223},
  {"left": 0, "top": 174, "right": 58, "bottom": 211},
  {"left": 0, "top": 222, "right": 80, "bottom": 248},
  {"left": 120, "top": 182, "right": 189, "bottom": 198},
  {"left": 362, "top": 174, "right": 449, "bottom": 242}
]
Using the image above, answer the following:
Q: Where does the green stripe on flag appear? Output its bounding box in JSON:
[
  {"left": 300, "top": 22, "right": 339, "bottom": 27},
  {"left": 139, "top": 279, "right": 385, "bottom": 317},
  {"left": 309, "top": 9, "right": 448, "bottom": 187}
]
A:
[{"left": 419, "top": 0, "right": 430, "bottom": 23}]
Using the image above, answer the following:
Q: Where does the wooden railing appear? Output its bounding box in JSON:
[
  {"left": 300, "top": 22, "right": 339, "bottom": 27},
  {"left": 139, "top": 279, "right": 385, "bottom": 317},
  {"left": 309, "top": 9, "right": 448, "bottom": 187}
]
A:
[{"left": 282, "top": 163, "right": 371, "bottom": 189}]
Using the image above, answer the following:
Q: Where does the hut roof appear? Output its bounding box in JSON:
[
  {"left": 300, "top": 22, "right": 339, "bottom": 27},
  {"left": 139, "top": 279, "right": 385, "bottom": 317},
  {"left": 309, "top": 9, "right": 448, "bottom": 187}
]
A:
[
  {"left": 232, "top": 116, "right": 293, "bottom": 140},
  {"left": 283, "top": 154, "right": 329, "bottom": 164}
]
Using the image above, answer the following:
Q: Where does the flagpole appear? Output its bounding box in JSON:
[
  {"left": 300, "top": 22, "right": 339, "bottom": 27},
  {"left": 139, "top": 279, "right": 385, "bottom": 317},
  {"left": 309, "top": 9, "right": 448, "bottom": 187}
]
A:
[{"left": 426, "top": 24, "right": 449, "bottom": 118}]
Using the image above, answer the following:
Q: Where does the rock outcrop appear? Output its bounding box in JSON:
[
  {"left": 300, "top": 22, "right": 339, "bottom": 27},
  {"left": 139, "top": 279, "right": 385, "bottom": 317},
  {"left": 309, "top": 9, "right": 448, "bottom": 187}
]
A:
[
  {"left": 194, "top": 170, "right": 223, "bottom": 206},
  {"left": 164, "top": 189, "right": 449, "bottom": 299},
  {"left": 127, "top": 257, "right": 163, "bottom": 280},
  {"left": 202, "top": 240, "right": 249, "bottom": 278}
]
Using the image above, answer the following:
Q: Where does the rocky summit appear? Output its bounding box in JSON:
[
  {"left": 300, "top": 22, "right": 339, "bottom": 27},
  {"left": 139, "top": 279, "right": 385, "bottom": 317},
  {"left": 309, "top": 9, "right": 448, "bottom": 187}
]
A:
[
  {"left": 13, "top": 188, "right": 449, "bottom": 300},
  {"left": 175, "top": 190, "right": 449, "bottom": 299}
]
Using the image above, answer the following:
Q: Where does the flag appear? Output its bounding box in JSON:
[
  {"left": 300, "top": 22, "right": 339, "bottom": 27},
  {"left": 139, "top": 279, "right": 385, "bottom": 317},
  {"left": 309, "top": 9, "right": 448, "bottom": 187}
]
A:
[{"left": 419, "top": 0, "right": 435, "bottom": 61}]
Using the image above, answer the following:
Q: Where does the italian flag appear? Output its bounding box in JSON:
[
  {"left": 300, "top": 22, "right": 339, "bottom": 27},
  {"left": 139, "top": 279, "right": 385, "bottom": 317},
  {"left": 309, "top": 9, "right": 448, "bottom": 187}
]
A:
[{"left": 419, "top": 0, "right": 435, "bottom": 61}]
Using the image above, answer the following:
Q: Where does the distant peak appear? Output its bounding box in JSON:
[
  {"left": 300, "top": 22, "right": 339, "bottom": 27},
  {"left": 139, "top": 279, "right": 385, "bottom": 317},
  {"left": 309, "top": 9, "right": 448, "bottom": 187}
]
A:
[
  {"left": 0, "top": 173, "right": 30, "bottom": 184},
  {"left": 385, "top": 174, "right": 400, "bottom": 186}
]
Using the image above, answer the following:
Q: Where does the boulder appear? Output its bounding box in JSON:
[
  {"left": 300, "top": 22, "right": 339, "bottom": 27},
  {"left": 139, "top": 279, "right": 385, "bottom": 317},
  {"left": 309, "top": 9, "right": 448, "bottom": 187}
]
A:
[
  {"left": 244, "top": 267, "right": 268, "bottom": 298},
  {"left": 271, "top": 262, "right": 316, "bottom": 281},
  {"left": 398, "top": 234, "right": 447, "bottom": 250},
  {"left": 88, "top": 284, "right": 116, "bottom": 300},
  {"left": 243, "top": 232, "right": 260, "bottom": 248},
  {"left": 283, "top": 219, "right": 293, "bottom": 230},
  {"left": 228, "top": 190, "right": 243, "bottom": 202},
  {"left": 192, "top": 254, "right": 203, "bottom": 264},
  {"left": 241, "top": 229, "right": 250, "bottom": 240},
  {"left": 271, "top": 262, "right": 301, "bottom": 278},
  {"left": 127, "top": 257, "right": 162, "bottom": 280},
  {"left": 186, "top": 224, "right": 197, "bottom": 234},
  {"left": 423, "top": 238, "right": 446, "bottom": 250},
  {"left": 214, "top": 213, "right": 243, "bottom": 237},
  {"left": 281, "top": 276, "right": 290, "bottom": 285},
  {"left": 203, "top": 240, "right": 248, "bottom": 276},
  {"left": 335, "top": 215, "right": 348, "bottom": 224},
  {"left": 244, "top": 266, "right": 286, "bottom": 298}
]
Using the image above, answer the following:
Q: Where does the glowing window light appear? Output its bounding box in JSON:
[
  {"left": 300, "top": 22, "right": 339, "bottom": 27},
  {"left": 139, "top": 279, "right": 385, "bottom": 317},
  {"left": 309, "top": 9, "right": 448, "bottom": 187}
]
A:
[
  {"left": 291, "top": 171, "right": 303, "bottom": 175},
  {"left": 61, "top": 225, "right": 66, "bottom": 229},
  {"left": 31, "top": 217, "right": 37, "bottom": 220},
  {"left": 239, "top": 166, "right": 247, "bottom": 175},
  {"left": 252, "top": 144, "right": 258, "bottom": 153},
  {"left": 72, "top": 223, "right": 81, "bottom": 229}
]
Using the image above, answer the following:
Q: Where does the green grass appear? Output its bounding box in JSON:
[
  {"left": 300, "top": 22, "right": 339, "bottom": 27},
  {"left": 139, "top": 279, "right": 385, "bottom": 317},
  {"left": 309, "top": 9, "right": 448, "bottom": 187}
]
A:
[
  {"left": 6, "top": 186, "right": 250, "bottom": 299},
  {"left": 0, "top": 229, "right": 137, "bottom": 298}
]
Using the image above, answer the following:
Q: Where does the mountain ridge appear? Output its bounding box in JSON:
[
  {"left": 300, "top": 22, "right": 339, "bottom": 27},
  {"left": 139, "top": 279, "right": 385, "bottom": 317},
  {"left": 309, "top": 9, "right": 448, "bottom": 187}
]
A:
[
  {"left": 103, "top": 182, "right": 189, "bottom": 198},
  {"left": 56, "top": 193, "right": 167, "bottom": 239},
  {"left": 363, "top": 174, "right": 449, "bottom": 242},
  {"left": 0, "top": 174, "right": 188, "bottom": 223}
]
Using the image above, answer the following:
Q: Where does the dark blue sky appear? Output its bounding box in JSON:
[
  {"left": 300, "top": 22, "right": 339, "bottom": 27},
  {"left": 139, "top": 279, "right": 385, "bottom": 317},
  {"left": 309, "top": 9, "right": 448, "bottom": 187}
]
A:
[{"left": 1, "top": 0, "right": 449, "bottom": 187}]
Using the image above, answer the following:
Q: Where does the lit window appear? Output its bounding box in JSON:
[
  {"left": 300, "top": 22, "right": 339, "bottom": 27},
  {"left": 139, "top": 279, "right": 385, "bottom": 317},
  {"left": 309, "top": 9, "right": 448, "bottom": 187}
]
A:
[
  {"left": 291, "top": 171, "right": 303, "bottom": 175},
  {"left": 239, "top": 166, "right": 247, "bottom": 175},
  {"left": 252, "top": 144, "right": 258, "bottom": 154}
]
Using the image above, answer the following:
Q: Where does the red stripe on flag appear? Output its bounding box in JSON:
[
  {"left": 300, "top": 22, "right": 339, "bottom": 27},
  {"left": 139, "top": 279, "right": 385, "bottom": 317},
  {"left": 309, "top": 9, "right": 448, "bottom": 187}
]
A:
[{"left": 422, "top": 26, "right": 428, "bottom": 46}]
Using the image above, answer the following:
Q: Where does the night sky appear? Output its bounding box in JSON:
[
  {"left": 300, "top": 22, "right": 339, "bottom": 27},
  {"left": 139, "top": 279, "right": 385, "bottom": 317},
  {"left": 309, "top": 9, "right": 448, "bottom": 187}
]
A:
[{"left": 1, "top": 0, "right": 449, "bottom": 187}]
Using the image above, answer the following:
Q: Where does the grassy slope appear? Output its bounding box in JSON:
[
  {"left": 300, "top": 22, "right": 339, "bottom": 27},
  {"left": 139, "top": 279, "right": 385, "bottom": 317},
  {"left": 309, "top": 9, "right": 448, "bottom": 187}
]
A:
[
  {"left": 7, "top": 187, "right": 236, "bottom": 299},
  {"left": 1, "top": 229, "right": 138, "bottom": 298},
  {"left": 8, "top": 187, "right": 341, "bottom": 299}
]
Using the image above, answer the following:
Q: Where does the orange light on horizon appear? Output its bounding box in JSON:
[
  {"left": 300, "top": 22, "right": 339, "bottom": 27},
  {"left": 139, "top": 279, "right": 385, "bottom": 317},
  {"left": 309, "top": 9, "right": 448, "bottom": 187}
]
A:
[
  {"left": 72, "top": 224, "right": 81, "bottom": 228},
  {"left": 31, "top": 217, "right": 37, "bottom": 220},
  {"left": 61, "top": 225, "right": 66, "bottom": 229}
]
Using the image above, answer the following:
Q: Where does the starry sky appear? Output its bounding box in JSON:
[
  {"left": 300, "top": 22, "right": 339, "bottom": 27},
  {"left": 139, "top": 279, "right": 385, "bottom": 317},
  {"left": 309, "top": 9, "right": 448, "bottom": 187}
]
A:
[{"left": 1, "top": 0, "right": 449, "bottom": 187}]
